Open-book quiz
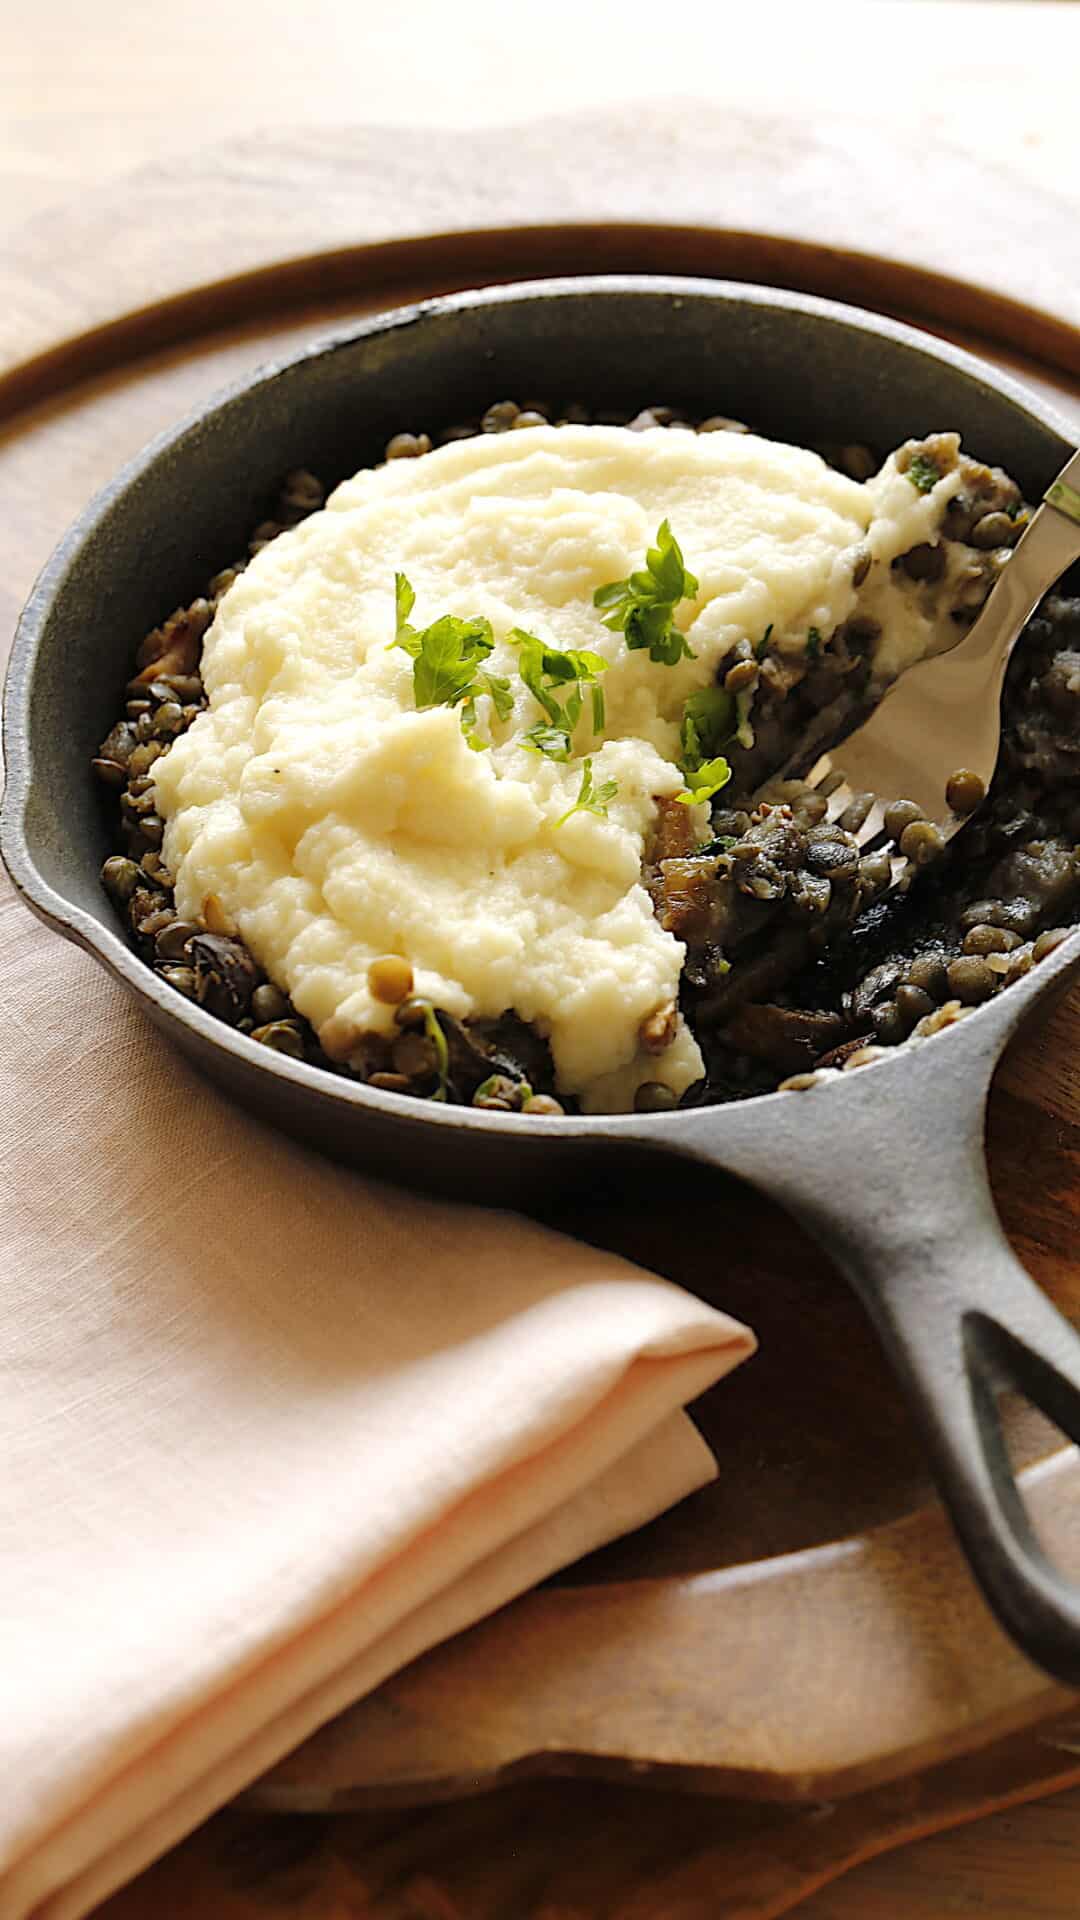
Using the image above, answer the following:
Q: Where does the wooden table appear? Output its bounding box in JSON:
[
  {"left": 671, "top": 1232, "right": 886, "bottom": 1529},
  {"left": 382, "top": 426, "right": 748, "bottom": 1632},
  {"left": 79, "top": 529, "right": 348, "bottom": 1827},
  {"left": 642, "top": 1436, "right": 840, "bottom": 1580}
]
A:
[{"left": 5, "top": 4, "right": 1080, "bottom": 1914}]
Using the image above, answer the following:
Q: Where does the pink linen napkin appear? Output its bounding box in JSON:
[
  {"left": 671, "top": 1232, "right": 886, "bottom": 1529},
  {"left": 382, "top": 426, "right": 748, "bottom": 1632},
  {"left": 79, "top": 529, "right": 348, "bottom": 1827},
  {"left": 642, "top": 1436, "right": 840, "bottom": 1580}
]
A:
[{"left": 0, "top": 871, "right": 755, "bottom": 1920}]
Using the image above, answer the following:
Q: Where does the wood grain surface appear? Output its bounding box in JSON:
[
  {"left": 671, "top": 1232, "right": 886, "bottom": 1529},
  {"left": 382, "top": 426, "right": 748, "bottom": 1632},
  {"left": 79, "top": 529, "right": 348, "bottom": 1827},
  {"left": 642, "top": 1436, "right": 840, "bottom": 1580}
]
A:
[
  {"left": 5, "top": 25, "right": 1080, "bottom": 1912},
  {"left": 93, "top": 1715, "right": 1080, "bottom": 1920}
]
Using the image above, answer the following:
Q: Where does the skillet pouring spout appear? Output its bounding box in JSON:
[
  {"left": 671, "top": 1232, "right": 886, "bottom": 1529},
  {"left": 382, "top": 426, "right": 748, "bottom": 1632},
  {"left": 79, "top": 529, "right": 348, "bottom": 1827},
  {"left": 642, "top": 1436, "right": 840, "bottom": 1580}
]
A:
[{"left": 637, "top": 942, "right": 1080, "bottom": 1688}]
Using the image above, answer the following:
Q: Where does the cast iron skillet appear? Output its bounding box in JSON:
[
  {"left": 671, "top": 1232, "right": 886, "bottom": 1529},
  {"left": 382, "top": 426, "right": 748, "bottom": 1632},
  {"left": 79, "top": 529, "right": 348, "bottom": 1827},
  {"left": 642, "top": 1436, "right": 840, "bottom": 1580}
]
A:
[{"left": 6, "top": 276, "right": 1080, "bottom": 1685}]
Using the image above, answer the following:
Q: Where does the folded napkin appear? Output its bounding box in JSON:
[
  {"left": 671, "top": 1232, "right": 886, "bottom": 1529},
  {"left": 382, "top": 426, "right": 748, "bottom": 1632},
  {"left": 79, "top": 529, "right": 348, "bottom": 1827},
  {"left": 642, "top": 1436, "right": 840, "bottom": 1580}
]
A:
[{"left": 0, "top": 872, "right": 755, "bottom": 1920}]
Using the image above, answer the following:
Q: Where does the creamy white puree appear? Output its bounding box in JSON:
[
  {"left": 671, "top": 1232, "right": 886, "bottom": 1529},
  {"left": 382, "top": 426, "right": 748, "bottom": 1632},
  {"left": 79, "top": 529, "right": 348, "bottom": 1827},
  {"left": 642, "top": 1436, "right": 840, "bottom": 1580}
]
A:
[{"left": 153, "top": 425, "right": 961, "bottom": 1111}]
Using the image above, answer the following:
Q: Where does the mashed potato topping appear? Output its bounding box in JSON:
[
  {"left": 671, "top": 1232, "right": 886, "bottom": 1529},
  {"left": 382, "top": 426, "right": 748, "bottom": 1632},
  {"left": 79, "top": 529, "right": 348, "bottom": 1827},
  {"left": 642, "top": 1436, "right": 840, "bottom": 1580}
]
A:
[{"left": 153, "top": 425, "right": 961, "bottom": 1111}]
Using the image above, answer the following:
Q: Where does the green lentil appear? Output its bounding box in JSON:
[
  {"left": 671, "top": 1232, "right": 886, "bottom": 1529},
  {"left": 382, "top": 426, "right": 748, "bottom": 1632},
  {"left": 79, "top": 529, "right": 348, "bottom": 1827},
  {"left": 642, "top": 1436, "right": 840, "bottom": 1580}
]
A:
[
  {"left": 946, "top": 768, "right": 987, "bottom": 816},
  {"left": 963, "top": 924, "right": 1020, "bottom": 956},
  {"left": 884, "top": 799, "right": 924, "bottom": 843},
  {"left": 634, "top": 1081, "right": 678, "bottom": 1113},
  {"left": 946, "top": 955, "right": 998, "bottom": 1004},
  {"left": 251, "top": 982, "right": 291, "bottom": 1024},
  {"left": 481, "top": 401, "right": 519, "bottom": 432},
  {"left": 368, "top": 955, "right": 415, "bottom": 1005},
  {"left": 899, "top": 819, "right": 946, "bottom": 866},
  {"left": 896, "top": 984, "right": 936, "bottom": 1030},
  {"left": 385, "top": 432, "right": 432, "bottom": 460},
  {"left": 251, "top": 1021, "right": 306, "bottom": 1058}
]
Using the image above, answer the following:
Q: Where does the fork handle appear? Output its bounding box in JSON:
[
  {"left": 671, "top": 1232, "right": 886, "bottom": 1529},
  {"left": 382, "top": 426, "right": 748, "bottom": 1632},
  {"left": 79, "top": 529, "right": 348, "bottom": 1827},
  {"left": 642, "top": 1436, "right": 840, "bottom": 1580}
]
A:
[
  {"left": 1045, "top": 451, "right": 1080, "bottom": 529},
  {"left": 973, "top": 444, "right": 1080, "bottom": 664}
]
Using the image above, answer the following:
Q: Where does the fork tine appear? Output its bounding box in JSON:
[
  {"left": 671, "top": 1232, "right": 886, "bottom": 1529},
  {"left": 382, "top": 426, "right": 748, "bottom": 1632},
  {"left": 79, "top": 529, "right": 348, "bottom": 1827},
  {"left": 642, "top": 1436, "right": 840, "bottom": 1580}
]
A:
[
  {"left": 807, "top": 752, "right": 890, "bottom": 851},
  {"left": 845, "top": 799, "right": 889, "bottom": 851},
  {"left": 805, "top": 752, "right": 845, "bottom": 800}
]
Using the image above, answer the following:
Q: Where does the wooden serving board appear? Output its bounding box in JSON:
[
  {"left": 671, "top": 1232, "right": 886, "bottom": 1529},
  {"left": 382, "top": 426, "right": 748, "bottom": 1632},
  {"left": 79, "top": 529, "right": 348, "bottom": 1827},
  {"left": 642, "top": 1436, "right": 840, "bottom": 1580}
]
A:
[{"left": 3, "top": 113, "right": 1080, "bottom": 1919}]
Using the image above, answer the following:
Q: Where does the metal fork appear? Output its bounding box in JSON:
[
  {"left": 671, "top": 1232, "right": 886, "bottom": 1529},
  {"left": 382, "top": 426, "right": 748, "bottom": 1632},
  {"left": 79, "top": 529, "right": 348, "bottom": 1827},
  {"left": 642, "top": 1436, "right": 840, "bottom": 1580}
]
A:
[{"left": 800, "top": 448, "right": 1080, "bottom": 868}]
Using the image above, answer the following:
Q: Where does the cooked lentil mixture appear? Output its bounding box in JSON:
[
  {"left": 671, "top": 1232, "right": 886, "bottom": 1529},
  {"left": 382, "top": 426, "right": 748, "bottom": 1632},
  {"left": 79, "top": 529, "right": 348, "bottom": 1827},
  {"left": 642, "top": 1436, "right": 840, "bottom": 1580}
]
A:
[{"left": 94, "top": 402, "right": 1080, "bottom": 1115}]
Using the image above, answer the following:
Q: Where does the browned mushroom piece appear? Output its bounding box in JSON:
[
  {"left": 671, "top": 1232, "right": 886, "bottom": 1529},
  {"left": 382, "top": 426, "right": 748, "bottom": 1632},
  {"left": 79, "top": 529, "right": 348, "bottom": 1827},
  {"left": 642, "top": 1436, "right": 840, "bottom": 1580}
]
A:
[
  {"left": 718, "top": 1004, "right": 847, "bottom": 1074},
  {"left": 129, "top": 599, "right": 213, "bottom": 686},
  {"left": 188, "top": 933, "right": 260, "bottom": 1023}
]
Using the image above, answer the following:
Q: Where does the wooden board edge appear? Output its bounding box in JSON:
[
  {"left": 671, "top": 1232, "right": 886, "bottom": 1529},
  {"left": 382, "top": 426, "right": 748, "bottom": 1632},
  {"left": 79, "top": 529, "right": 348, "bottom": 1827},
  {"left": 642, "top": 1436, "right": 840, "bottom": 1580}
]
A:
[
  {"left": 609, "top": 1711, "right": 1080, "bottom": 1920},
  {"left": 1, "top": 222, "right": 1078, "bottom": 428},
  {"left": 250, "top": 1453, "right": 1080, "bottom": 1811},
  {"left": 94, "top": 1711, "right": 1080, "bottom": 1920}
]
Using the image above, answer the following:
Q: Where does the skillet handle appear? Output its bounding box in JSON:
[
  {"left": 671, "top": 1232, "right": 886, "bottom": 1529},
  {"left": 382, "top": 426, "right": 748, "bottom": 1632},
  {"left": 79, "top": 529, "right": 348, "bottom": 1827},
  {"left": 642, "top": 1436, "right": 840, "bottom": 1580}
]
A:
[{"left": 795, "top": 1120, "right": 1080, "bottom": 1685}]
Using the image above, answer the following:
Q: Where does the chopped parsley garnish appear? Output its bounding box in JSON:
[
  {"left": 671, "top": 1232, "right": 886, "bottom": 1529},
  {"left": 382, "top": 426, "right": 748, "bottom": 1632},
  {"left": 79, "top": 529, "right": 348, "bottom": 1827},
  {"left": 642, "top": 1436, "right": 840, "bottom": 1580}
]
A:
[
  {"left": 555, "top": 757, "right": 619, "bottom": 827},
  {"left": 675, "top": 757, "right": 732, "bottom": 807},
  {"left": 393, "top": 571, "right": 512, "bottom": 747},
  {"left": 402, "top": 614, "right": 495, "bottom": 709},
  {"left": 754, "top": 623, "right": 773, "bottom": 660},
  {"left": 680, "top": 686, "right": 735, "bottom": 764},
  {"left": 424, "top": 1004, "right": 451, "bottom": 1102},
  {"left": 593, "top": 519, "right": 699, "bottom": 665},
  {"left": 733, "top": 687, "right": 755, "bottom": 751},
  {"left": 475, "top": 1072, "right": 532, "bottom": 1105},
  {"left": 675, "top": 684, "right": 735, "bottom": 807},
  {"left": 481, "top": 673, "right": 514, "bottom": 722},
  {"left": 521, "top": 722, "right": 574, "bottom": 761},
  {"left": 906, "top": 453, "right": 941, "bottom": 495},
  {"left": 511, "top": 628, "right": 609, "bottom": 743},
  {"left": 675, "top": 686, "right": 734, "bottom": 808},
  {"left": 392, "top": 572, "right": 495, "bottom": 706},
  {"left": 806, "top": 627, "right": 823, "bottom": 660},
  {"left": 460, "top": 672, "right": 513, "bottom": 749},
  {"left": 395, "top": 571, "right": 416, "bottom": 634}
]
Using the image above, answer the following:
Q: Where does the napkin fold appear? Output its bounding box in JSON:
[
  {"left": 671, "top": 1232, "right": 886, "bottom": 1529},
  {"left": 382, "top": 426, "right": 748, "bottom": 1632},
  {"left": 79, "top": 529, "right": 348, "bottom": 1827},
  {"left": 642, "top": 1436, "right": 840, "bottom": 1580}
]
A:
[{"left": 0, "top": 876, "right": 755, "bottom": 1920}]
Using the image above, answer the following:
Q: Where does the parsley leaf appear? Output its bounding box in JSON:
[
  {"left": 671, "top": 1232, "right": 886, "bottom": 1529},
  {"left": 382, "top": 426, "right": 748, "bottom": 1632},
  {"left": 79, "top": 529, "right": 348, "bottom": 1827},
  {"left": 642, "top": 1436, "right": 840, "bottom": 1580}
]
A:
[
  {"left": 675, "top": 756, "right": 732, "bottom": 807},
  {"left": 806, "top": 627, "right": 823, "bottom": 660},
  {"left": 395, "top": 571, "right": 416, "bottom": 636},
  {"left": 423, "top": 1004, "right": 451, "bottom": 1102},
  {"left": 675, "top": 684, "right": 735, "bottom": 807},
  {"left": 594, "top": 519, "right": 699, "bottom": 665},
  {"left": 392, "top": 573, "right": 512, "bottom": 745},
  {"left": 479, "top": 672, "right": 513, "bottom": 722},
  {"left": 562, "top": 685, "right": 584, "bottom": 733},
  {"left": 460, "top": 673, "right": 514, "bottom": 750},
  {"left": 475, "top": 1072, "right": 532, "bottom": 1105},
  {"left": 733, "top": 686, "right": 755, "bottom": 751},
  {"left": 521, "top": 722, "right": 574, "bottom": 761},
  {"left": 511, "top": 628, "right": 609, "bottom": 741},
  {"left": 555, "top": 757, "right": 619, "bottom": 827},
  {"left": 410, "top": 615, "right": 495, "bottom": 708},
  {"left": 680, "top": 686, "right": 734, "bottom": 766},
  {"left": 754, "top": 623, "right": 773, "bottom": 660},
  {"left": 906, "top": 453, "right": 941, "bottom": 495}
]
